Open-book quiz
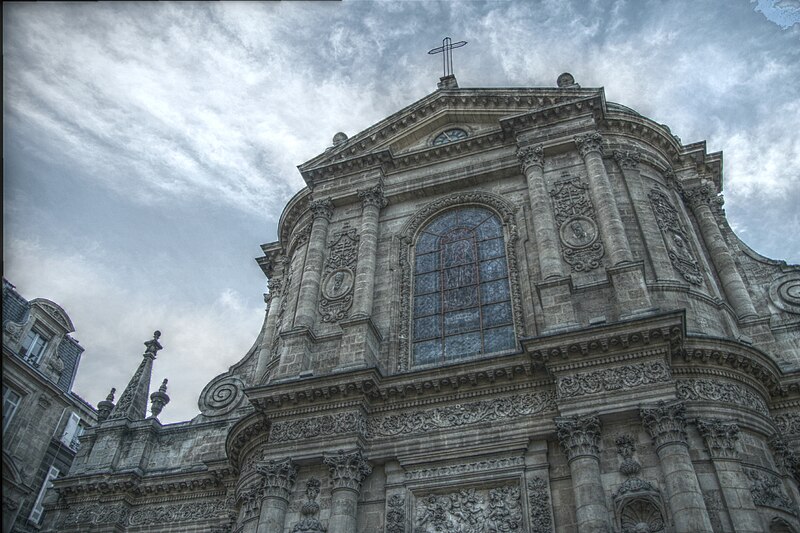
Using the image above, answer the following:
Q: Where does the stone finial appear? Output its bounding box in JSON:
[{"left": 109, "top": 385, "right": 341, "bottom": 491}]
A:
[
  {"left": 323, "top": 448, "right": 372, "bottom": 492},
  {"left": 332, "top": 132, "right": 348, "bottom": 146},
  {"left": 557, "top": 72, "right": 580, "bottom": 88},
  {"left": 290, "top": 478, "right": 325, "bottom": 533},
  {"left": 574, "top": 132, "right": 604, "bottom": 157},
  {"left": 516, "top": 144, "right": 544, "bottom": 172},
  {"left": 640, "top": 400, "right": 688, "bottom": 451},
  {"left": 149, "top": 378, "right": 170, "bottom": 419},
  {"left": 144, "top": 330, "right": 163, "bottom": 357},
  {"left": 255, "top": 458, "right": 298, "bottom": 501},
  {"left": 96, "top": 387, "right": 116, "bottom": 422},
  {"left": 554, "top": 414, "right": 602, "bottom": 462},
  {"left": 109, "top": 332, "right": 165, "bottom": 421}
]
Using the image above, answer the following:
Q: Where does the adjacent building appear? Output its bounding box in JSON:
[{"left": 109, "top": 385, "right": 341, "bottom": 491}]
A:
[
  {"left": 2, "top": 279, "right": 97, "bottom": 532},
  {"left": 43, "top": 74, "right": 799, "bottom": 533}
]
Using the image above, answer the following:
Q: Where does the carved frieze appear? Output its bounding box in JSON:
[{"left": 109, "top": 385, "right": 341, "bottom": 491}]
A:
[
  {"left": 743, "top": 467, "right": 796, "bottom": 515},
  {"left": 557, "top": 361, "right": 671, "bottom": 398},
  {"left": 676, "top": 379, "right": 769, "bottom": 416},
  {"left": 527, "top": 477, "right": 553, "bottom": 533},
  {"left": 62, "top": 503, "right": 129, "bottom": 527},
  {"left": 404, "top": 457, "right": 525, "bottom": 481},
  {"left": 648, "top": 188, "right": 703, "bottom": 285},
  {"left": 270, "top": 411, "right": 367, "bottom": 443},
  {"left": 640, "top": 400, "right": 688, "bottom": 450},
  {"left": 323, "top": 448, "right": 372, "bottom": 492},
  {"left": 549, "top": 174, "right": 605, "bottom": 271},
  {"left": 414, "top": 485, "right": 522, "bottom": 533},
  {"left": 774, "top": 412, "right": 800, "bottom": 435},
  {"left": 319, "top": 226, "right": 359, "bottom": 322},
  {"left": 368, "top": 391, "right": 556, "bottom": 438},
  {"left": 128, "top": 498, "right": 236, "bottom": 526},
  {"left": 696, "top": 419, "right": 740, "bottom": 460},
  {"left": 385, "top": 494, "right": 405, "bottom": 533},
  {"left": 555, "top": 414, "right": 602, "bottom": 461}
]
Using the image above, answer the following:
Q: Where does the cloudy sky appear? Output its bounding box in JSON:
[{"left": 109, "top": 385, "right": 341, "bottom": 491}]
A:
[{"left": 4, "top": 1, "right": 799, "bottom": 423}]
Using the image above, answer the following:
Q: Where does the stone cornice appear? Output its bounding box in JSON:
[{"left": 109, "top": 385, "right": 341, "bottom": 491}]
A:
[{"left": 51, "top": 467, "right": 233, "bottom": 499}]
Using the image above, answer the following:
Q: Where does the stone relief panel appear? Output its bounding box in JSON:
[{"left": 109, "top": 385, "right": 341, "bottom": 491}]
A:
[
  {"left": 676, "top": 379, "right": 769, "bottom": 416},
  {"left": 774, "top": 413, "right": 800, "bottom": 436},
  {"left": 648, "top": 188, "right": 703, "bottom": 285},
  {"left": 557, "top": 361, "right": 671, "bottom": 399},
  {"left": 386, "top": 494, "right": 406, "bottom": 533},
  {"left": 414, "top": 485, "right": 522, "bottom": 533},
  {"left": 368, "top": 391, "right": 556, "bottom": 438},
  {"left": 768, "top": 273, "right": 800, "bottom": 315},
  {"left": 743, "top": 467, "right": 797, "bottom": 515},
  {"left": 549, "top": 174, "right": 605, "bottom": 272},
  {"left": 320, "top": 226, "right": 359, "bottom": 322},
  {"left": 198, "top": 374, "right": 246, "bottom": 417},
  {"left": 527, "top": 477, "right": 553, "bottom": 533},
  {"left": 60, "top": 498, "right": 235, "bottom": 528}
]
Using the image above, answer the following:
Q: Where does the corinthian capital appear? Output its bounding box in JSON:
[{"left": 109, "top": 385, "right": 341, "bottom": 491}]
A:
[
  {"left": 680, "top": 183, "right": 718, "bottom": 211},
  {"left": 323, "top": 448, "right": 372, "bottom": 492},
  {"left": 358, "top": 184, "right": 388, "bottom": 209},
  {"left": 640, "top": 400, "right": 688, "bottom": 451},
  {"left": 554, "top": 414, "right": 602, "bottom": 462},
  {"left": 255, "top": 458, "right": 298, "bottom": 500},
  {"left": 574, "top": 132, "right": 604, "bottom": 157},
  {"left": 696, "top": 419, "right": 740, "bottom": 460},
  {"left": 516, "top": 144, "right": 544, "bottom": 173},
  {"left": 613, "top": 149, "right": 640, "bottom": 170},
  {"left": 310, "top": 198, "right": 334, "bottom": 221}
]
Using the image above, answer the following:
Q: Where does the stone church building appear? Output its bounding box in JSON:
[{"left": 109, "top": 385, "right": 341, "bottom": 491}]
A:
[{"left": 43, "top": 73, "right": 799, "bottom": 532}]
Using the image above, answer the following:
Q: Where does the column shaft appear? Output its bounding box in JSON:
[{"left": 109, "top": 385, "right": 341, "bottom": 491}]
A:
[
  {"left": 352, "top": 185, "right": 386, "bottom": 318},
  {"left": 328, "top": 488, "right": 359, "bottom": 533},
  {"left": 686, "top": 189, "right": 756, "bottom": 319},
  {"left": 575, "top": 134, "right": 633, "bottom": 266},
  {"left": 324, "top": 449, "right": 372, "bottom": 533},
  {"left": 256, "top": 497, "right": 289, "bottom": 533},
  {"left": 255, "top": 274, "right": 285, "bottom": 383},
  {"left": 294, "top": 199, "right": 333, "bottom": 329}
]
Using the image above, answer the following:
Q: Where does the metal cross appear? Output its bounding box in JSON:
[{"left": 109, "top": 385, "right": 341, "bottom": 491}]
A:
[{"left": 428, "top": 37, "right": 467, "bottom": 78}]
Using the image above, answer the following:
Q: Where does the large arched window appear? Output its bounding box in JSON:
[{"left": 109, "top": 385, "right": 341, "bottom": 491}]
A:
[{"left": 412, "top": 206, "right": 516, "bottom": 365}]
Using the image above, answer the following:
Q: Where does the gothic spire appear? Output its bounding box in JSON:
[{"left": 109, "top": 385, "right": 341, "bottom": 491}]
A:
[{"left": 107, "top": 331, "right": 163, "bottom": 422}]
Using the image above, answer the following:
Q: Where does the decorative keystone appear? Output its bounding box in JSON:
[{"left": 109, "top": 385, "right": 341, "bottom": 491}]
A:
[
  {"left": 358, "top": 183, "right": 388, "bottom": 209},
  {"left": 323, "top": 448, "right": 372, "bottom": 492},
  {"left": 149, "top": 379, "right": 170, "bottom": 419},
  {"left": 613, "top": 149, "right": 640, "bottom": 170},
  {"left": 554, "top": 414, "right": 602, "bottom": 462},
  {"left": 574, "top": 132, "right": 604, "bottom": 157},
  {"left": 255, "top": 458, "right": 298, "bottom": 501},
  {"left": 696, "top": 419, "right": 740, "bottom": 460},
  {"left": 640, "top": 400, "right": 688, "bottom": 451},
  {"left": 516, "top": 144, "right": 544, "bottom": 172},
  {"left": 310, "top": 198, "right": 334, "bottom": 221}
]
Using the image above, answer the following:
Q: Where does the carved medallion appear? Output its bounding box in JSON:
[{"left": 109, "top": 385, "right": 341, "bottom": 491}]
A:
[
  {"left": 768, "top": 273, "right": 800, "bottom": 315},
  {"left": 320, "top": 227, "right": 359, "bottom": 322},
  {"left": 648, "top": 188, "right": 703, "bottom": 285},
  {"left": 550, "top": 175, "right": 605, "bottom": 271}
]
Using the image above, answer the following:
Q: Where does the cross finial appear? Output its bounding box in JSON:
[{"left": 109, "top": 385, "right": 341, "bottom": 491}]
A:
[{"left": 428, "top": 36, "right": 467, "bottom": 80}]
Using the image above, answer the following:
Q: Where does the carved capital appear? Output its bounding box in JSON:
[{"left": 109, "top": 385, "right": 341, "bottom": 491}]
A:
[
  {"left": 769, "top": 433, "right": 800, "bottom": 483},
  {"left": 613, "top": 149, "right": 640, "bottom": 169},
  {"left": 516, "top": 144, "right": 544, "bottom": 173},
  {"left": 255, "top": 458, "right": 298, "bottom": 501},
  {"left": 267, "top": 278, "right": 283, "bottom": 299},
  {"left": 574, "top": 132, "right": 604, "bottom": 157},
  {"left": 358, "top": 183, "right": 388, "bottom": 210},
  {"left": 310, "top": 198, "right": 334, "bottom": 221},
  {"left": 323, "top": 448, "right": 372, "bottom": 492},
  {"left": 696, "top": 419, "right": 740, "bottom": 460},
  {"left": 640, "top": 400, "right": 688, "bottom": 451},
  {"left": 680, "top": 183, "right": 716, "bottom": 211},
  {"left": 555, "top": 414, "right": 602, "bottom": 462}
]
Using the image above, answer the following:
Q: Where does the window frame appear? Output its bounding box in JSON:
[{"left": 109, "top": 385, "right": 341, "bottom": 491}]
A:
[
  {"left": 3, "top": 385, "right": 23, "bottom": 433},
  {"left": 28, "top": 465, "right": 59, "bottom": 524},
  {"left": 20, "top": 327, "right": 50, "bottom": 365}
]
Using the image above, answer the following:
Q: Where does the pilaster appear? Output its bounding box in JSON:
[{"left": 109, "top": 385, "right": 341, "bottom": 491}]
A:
[
  {"left": 295, "top": 198, "right": 334, "bottom": 330},
  {"left": 255, "top": 250, "right": 287, "bottom": 383}
]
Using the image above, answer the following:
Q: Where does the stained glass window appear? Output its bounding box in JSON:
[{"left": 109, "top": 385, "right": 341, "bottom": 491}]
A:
[{"left": 412, "top": 207, "right": 516, "bottom": 365}]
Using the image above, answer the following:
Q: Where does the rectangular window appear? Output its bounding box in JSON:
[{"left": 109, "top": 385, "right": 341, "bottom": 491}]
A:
[
  {"left": 29, "top": 466, "right": 59, "bottom": 524},
  {"left": 20, "top": 329, "right": 49, "bottom": 364},
  {"left": 60, "top": 412, "right": 82, "bottom": 450},
  {"left": 3, "top": 385, "right": 22, "bottom": 433}
]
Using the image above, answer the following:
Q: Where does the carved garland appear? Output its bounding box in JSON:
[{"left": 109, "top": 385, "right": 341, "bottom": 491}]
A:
[
  {"left": 675, "top": 379, "right": 769, "bottom": 417},
  {"left": 385, "top": 493, "right": 406, "bottom": 533},
  {"left": 557, "top": 361, "right": 671, "bottom": 399},
  {"left": 648, "top": 188, "right": 703, "bottom": 285},
  {"left": 397, "top": 191, "right": 525, "bottom": 371}
]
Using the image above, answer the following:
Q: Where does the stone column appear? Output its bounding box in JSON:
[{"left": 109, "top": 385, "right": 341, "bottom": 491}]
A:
[
  {"left": 255, "top": 256, "right": 286, "bottom": 383},
  {"left": 255, "top": 458, "right": 298, "bottom": 533},
  {"left": 696, "top": 419, "right": 762, "bottom": 533},
  {"left": 640, "top": 401, "right": 714, "bottom": 533},
  {"left": 235, "top": 486, "right": 262, "bottom": 533},
  {"left": 555, "top": 414, "right": 611, "bottom": 533},
  {"left": 352, "top": 183, "right": 387, "bottom": 319},
  {"left": 682, "top": 184, "right": 757, "bottom": 320},
  {"left": 574, "top": 133, "right": 632, "bottom": 267},
  {"left": 323, "top": 448, "right": 372, "bottom": 533},
  {"left": 294, "top": 198, "right": 334, "bottom": 329}
]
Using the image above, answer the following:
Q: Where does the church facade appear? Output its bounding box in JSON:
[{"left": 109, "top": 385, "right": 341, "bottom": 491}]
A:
[{"left": 43, "top": 74, "right": 800, "bottom": 533}]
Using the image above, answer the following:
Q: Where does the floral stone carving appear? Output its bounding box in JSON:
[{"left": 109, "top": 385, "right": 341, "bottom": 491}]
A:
[
  {"left": 323, "top": 448, "right": 372, "bottom": 492},
  {"left": 555, "top": 414, "right": 602, "bottom": 461},
  {"left": 527, "top": 477, "right": 553, "bottom": 533},
  {"left": 414, "top": 485, "right": 522, "bottom": 533},
  {"left": 291, "top": 478, "right": 326, "bottom": 533},
  {"left": 557, "top": 361, "right": 671, "bottom": 398},
  {"left": 319, "top": 226, "right": 359, "bottom": 322},
  {"left": 676, "top": 379, "right": 769, "bottom": 416},
  {"left": 256, "top": 458, "right": 298, "bottom": 500},
  {"left": 743, "top": 467, "right": 797, "bottom": 515},
  {"left": 385, "top": 494, "right": 405, "bottom": 533},
  {"left": 648, "top": 188, "right": 703, "bottom": 285},
  {"left": 549, "top": 174, "right": 604, "bottom": 271}
]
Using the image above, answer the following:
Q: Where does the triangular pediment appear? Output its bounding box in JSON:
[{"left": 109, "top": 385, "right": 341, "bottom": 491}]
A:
[{"left": 298, "top": 86, "right": 605, "bottom": 180}]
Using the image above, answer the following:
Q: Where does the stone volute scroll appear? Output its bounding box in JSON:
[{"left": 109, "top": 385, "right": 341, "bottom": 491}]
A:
[{"left": 198, "top": 374, "right": 246, "bottom": 417}]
